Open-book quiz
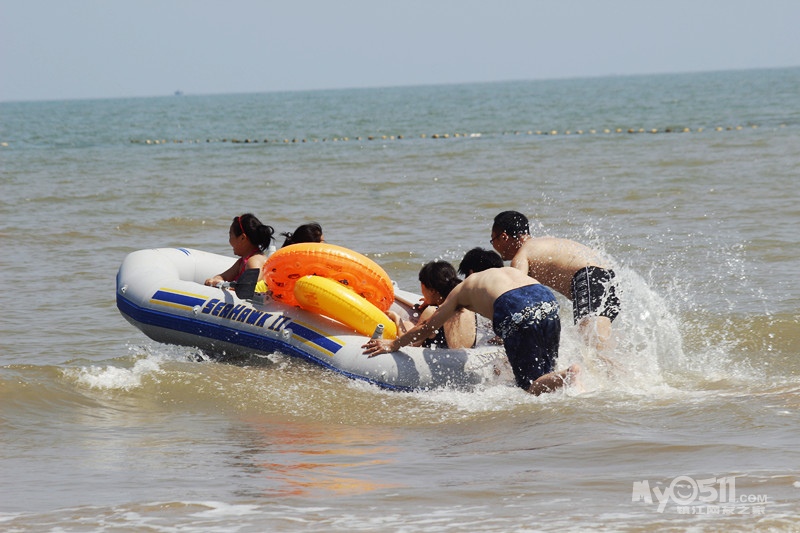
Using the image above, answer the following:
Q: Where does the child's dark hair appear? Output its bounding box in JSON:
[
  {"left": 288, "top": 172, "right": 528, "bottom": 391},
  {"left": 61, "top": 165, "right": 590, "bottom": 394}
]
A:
[
  {"left": 418, "top": 261, "right": 461, "bottom": 298},
  {"left": 281, "top": 222, "right": 323, "bottom": 248},
  {"left": 492, "top": 210, "right": 530, "bottom": 238},
  {"left": 231, "top": 213, "right": 275, "bottom": 251},
  {"left": 458, "top": 247, "right": 504, "bottom": 276}
]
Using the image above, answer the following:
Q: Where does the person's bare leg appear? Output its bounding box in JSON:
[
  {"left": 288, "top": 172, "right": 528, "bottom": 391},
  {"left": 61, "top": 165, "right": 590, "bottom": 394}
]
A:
[
  {"left": 578, "top": 316, "right": 621, "bottom": 375},
  {"left": 578, "top": 315, "right": 614, "bottom": 353},
  {"left": 527, "top": 364, "right": 582, "bottom": 396}
]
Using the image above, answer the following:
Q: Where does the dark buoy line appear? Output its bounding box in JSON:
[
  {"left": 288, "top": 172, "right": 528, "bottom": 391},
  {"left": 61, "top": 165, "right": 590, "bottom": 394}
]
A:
[{"left": 122, "top": 124, "right": 779, "bottom": 147}]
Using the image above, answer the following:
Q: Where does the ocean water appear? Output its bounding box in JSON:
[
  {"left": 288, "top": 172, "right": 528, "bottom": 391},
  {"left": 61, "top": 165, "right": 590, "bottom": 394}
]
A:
[{"left": 1, "top": 67, "right": 799, "bottom": 531}]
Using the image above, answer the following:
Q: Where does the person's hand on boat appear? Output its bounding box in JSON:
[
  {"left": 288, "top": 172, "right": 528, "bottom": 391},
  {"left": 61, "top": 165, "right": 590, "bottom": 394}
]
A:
[
  {"left": 204, "top": 275, "right": 225, "bottom": 287},
  {"left": 362, "top": 338, "right": 397, "bottom": 357},
  {"left": 385, "top": 310, "right": 413, "bottom": 336}
]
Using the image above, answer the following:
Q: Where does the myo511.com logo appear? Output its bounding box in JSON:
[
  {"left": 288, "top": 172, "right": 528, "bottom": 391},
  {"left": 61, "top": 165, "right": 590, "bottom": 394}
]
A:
[{"left": 632, "top": 475, "right": 768, "bottom": 514}]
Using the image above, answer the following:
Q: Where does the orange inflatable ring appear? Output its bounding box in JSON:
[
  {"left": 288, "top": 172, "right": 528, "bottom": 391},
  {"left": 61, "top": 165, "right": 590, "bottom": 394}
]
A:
[
  {"left": 262, "top": 243, "right": 394, "bottom": 311},
  {"left": 294, "top": 275, "right": 397, "bottom": 339}
]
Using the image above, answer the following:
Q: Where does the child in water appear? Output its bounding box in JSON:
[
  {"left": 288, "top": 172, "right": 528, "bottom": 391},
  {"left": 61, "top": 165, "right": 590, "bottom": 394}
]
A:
[
  {"left": 204, "top": 213, "right": 275, "bottom": 287},
  {"left": 386, "top": 261, "right": 491, "bottom": 349}
]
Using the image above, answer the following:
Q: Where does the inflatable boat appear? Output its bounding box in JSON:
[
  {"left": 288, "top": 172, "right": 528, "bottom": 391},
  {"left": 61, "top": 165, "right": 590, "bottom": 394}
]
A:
[{"left": 116, "top": 247, "right": 509, "bottom": 391}]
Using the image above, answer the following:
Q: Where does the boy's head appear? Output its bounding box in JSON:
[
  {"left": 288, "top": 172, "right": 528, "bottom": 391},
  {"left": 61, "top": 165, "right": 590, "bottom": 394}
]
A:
[
  {"left": 492, "top": 210, "right": 530, "bottom": 238},
  {"left": 458, "top": 247, "right": 504, "bottom": 276},
  {"left": 491, "top": 211, "right": 530, "bottom": 259}
]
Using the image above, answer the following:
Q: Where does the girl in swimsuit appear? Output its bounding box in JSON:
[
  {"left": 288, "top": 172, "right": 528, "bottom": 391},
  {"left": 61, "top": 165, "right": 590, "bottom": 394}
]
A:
[
  {"left": 388, "top": 261, "right": 479, "bottom": 349},
  {"left": 204, "top": 213, "right": 275, "bottom": 287}
]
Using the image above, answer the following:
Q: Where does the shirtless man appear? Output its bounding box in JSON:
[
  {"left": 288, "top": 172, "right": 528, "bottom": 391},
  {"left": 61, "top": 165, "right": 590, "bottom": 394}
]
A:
[
  {"left": 490, "top": 210, "right": 620, "bottom": 352},
  {"left": 363, "top": 248, "right": 579, "bottom": 396}
]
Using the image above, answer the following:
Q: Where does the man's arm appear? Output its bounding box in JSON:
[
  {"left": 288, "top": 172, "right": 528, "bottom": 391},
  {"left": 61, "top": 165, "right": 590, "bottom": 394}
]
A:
[
  {"left": 363, "top": 286, "right": 462, "bottom": 357},
  {"left": 509, "top": 251, "right": 530, "bottom": 277},
  {"left": 362, "top": 319, "right": 436, "bottom": 357}
]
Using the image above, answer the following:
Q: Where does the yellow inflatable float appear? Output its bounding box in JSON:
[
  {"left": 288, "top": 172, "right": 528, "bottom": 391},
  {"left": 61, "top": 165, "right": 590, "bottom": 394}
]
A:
[
  {"left": 293, "top": 275, "right": 397, "bottom": 339},
  {"left": 262, "top": 243, "right": 394, "bottom": 311}
]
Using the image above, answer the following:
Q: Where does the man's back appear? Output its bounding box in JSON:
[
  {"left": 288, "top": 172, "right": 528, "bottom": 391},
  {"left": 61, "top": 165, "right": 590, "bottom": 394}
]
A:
[
  {"left": 512, "top": 237, "right": 607, "bottom": 297},
  {"left": 453, "top": 266, "right": 539, "bottom": 318}
]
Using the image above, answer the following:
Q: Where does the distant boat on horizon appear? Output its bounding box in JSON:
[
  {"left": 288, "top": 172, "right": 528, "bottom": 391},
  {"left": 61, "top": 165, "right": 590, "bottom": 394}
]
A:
[{"left": 174, "top": 90, "right": 183, "bottom": 96}]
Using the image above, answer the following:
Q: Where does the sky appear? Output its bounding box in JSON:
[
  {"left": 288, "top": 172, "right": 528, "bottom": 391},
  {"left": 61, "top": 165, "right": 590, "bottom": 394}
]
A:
[{"left": 2, "top": 0, "right": 799, "bottom": 102}]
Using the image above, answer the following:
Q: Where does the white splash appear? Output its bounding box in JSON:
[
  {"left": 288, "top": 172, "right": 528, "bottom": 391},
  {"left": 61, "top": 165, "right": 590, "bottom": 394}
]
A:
[{"left": 67, "top": 356, "right": 164, "bottom": 391}]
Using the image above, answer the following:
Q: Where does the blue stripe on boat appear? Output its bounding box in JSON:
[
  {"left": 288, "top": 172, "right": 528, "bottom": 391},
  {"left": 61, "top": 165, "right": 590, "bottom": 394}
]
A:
[
  {"left": 151, "top": 290, "right": 206, "bottom": 309},
  {"left": 286, "top": 322, "right": 341, "bottom": 355}
]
